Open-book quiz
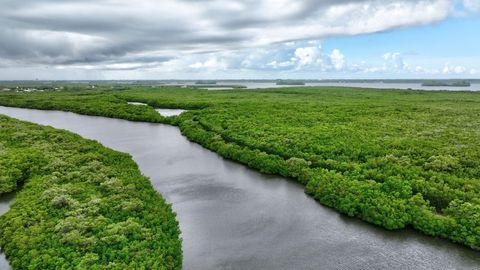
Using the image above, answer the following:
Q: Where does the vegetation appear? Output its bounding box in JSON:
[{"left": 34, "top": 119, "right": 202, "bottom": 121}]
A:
[
  {"left": 195, "top": 81, "right": 217, "bottom": 85},
  {"left": 422, "top": 81, "right": 471, "bottom": 87},
  {"left": 189, "top": 84, "right": 247, "bottom": 89},
  {"left": 0, "top": 115, "right": 181, "bottom": 269},
  {"left": 1, "top": 86, "right": 480, "bottom": 250},
  {"left": 0, "top": 91, "right": 165, "bottom": 123},
  {"left": 275, "top": 80, "right": 306, "bottom": 85}
]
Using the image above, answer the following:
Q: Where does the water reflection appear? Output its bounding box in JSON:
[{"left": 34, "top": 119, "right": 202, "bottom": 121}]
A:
[
  {"left": 156, "top": 109, "right": 185, "bottom": 117},
  {"left": 128, "top": 101, "right": 185, "bottom": 116}
]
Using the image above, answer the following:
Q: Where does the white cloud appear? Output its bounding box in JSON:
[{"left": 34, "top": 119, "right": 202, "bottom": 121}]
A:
[
  {"left": 267, "top": 60, "right": 295, "bottom": 69},
  {"left": 463, "top": 0, "right": 480, "bottom": 12},
  {"left": 47, "top": 42, "right": 479, "bottom": 79},
  {"left": 341, "top": 53, "right": 478, "bottom": 77},
  {"left": 294, "top": 46, "right": 320, "bottom": 67},
  {"left": 442, "top": 64, "right": 467, "bottom": 74},
  {"left": 0, "top": 0, "right": 477, "bottom": 80},
  {"left": 455, "top": 66, "right": 467, "bottom": 73},
  {"left": 146, "top": 41, "right": 352, "bottom": 74},
  {"left": 0, "top": 0, "right": 465, "bottom": 70},
  {"left": 383, "top": 52, "right": 408, "bottom": 70},
  {"left": 188, "top": 58, "right": 228, "bottom": 71},
  {"left": 329, "top": 49, "right": 346, "bottom": 71}
]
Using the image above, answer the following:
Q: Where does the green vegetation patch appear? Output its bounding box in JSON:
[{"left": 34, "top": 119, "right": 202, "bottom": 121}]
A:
[
  {"left": 0, "top": 115, "right": 181, "bottom": 269},
  {"left": 1, "top": 86, "right": 480, "bottom": 250},
  {"left": 422, "top": 81, "right": 471, "bottom": 87},
  {"left": 275, "top": 80, "right": 306, "bottom": 85}
]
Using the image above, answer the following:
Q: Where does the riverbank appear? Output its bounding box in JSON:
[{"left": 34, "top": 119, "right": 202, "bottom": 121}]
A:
[
  {"left": 0, "top": 192, "right": 14, "bottom": 269},
  {"left": 1, "top": 106, "right": 479, "bottom": 269},
  {"left": 0, "top": 86, "right": 480, "bottom": 250},
  {"left": 0, "top": 115, "right": 181, "bottom": 269}
]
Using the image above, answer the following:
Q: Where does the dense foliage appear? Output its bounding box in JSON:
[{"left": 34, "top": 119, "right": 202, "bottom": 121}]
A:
[
  {"left": 0, "top": 90, "right": 164, "bottom": 123},
  {"left": 0, "top": 115, "right": 181, "bottom": 269},
  {"left": 1, "top": 86, "right": 480, "bottom": 250}
]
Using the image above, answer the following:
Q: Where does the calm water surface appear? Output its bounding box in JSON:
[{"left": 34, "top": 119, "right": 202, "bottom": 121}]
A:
[
  {"left": 156, "top": 109, "right": 185, "bottom": 117},
  {"left": 0, "top": 192, "right": 14, "bottom": 270},
  {"left": 127, "top": 101, "right": 185, "bottom": 117},
  {"left": 199, "top": 82, "right": 480, "bottom": 91},
  {"left": 0, "top": 106, "right": 479, "bottom": 270}
]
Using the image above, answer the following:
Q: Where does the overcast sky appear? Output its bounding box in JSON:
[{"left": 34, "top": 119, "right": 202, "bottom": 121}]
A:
[{"left": 0, "top": 0, "right": 479, "bottom": 80}]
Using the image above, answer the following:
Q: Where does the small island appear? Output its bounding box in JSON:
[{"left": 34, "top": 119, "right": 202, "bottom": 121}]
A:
[
  {"left": 195, "top": 80, "right": 217, "bottom": 85},
  {"left": 422, "top": 81, "right": 471, "bottom": 87},
  {"left": 276, "top": 80, "right": 306, "bottom": 86},
  {"left": 190, "top": 84, "right": 247, "bottom": 89}
]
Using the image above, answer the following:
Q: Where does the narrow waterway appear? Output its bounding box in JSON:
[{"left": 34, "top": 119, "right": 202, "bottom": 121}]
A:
[
  {"left": 0, "top": 192, "right": 14, "bottom": 270},
  {"left": 127, "top": 101, "right": 186, "bottom": 117},
  {"left": 0, "top": 106, "right": 479, "bottom": 270}
]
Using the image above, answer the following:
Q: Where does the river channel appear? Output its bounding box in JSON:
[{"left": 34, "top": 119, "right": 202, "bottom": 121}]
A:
[{"left": 0, "top": 106, "right": 479, "bottom": 269}]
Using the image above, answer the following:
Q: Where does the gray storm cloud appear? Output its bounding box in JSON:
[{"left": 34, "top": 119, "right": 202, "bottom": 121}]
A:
[{"left": 0, "top": 0, "right": 469, "bottom": 69}]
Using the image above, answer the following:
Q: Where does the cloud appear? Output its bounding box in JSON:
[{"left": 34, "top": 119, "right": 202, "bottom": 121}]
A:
[
  {"left": 463, "top": 0, "right": 480, "bottom": 12},
  {"left": 344, "top": 52, "right": 478, "bottom": 77},
  {"left": 329, "top": 49, "right": 346, "bottom": 71},
  {"left": 188, "top": 58, "right": 227, "bottom": 71},
  {"left": 294, "top": 47, "right": 320, "bottom": 67},
  {"left": 442, "top": 64, "right": 467, "bottom": 74},
  {"left": 414, "top": 66, "right": 422, "bottom": 72},
  {"left": 383, "top": 52, "right": 408, "bottom": 70},
  {"left": 0, "top": 0, "right": 464, "bottom": 70}
]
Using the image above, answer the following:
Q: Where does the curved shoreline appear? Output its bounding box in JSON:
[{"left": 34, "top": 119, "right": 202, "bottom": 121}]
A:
[
  {"left": 1, "top": 106, "right": 479, "bottom": 269},
  {"left": 0, "top": 114, "right": 181, "bottom": 269},
  {"left": 1, "top": 87, "right": 480, "bottom": 250}
]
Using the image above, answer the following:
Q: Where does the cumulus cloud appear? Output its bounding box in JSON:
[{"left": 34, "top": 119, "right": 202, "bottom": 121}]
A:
[
  {"left": 383, "top": 52, "right": 409, "bottom": 70},
  {"left": 0, "top": 0, "right": 467, "bottom": 71},
  {"left": 329, "top": 49, "right": 346, "bottom": 71},
  {"left": 295, "top": 47, "right": 319, "bottom": 67},
  {"left": 189, "top": 58, "right": 227, "bottom": 71},
  {"left": 343, "top": 52, "right": 478, "bottom": 77},
  {"left": 442, "top": 64, "right": 467, "bottom": 74},
  {"left": 163, "top": 41, "right": 326, "bottom": 72}
]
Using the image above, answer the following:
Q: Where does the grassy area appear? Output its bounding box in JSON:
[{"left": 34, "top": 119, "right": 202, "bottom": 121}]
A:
[
  {"left": 0, "top": 115, "right": 181, "bottom": 269},
  {"left": 1, "top": 86, "right": 480, "bottom": 250}
]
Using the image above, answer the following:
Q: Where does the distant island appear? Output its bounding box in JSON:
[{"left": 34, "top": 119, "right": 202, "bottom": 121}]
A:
[
  {"left": 276, "top": 80, "right": 306, "bottom": 86},
  {"left": 195, "top": 80, "right": 217, "bottom": 85},
  {"left": 422, "top": 81, "right": 471, "bottom": 87},
  {"left": 190, "top": 84, "right": 247, "bottom": 89}
]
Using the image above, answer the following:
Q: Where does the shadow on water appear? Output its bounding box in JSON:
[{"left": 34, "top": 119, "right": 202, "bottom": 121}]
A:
[
  {"left": 0, "top": 192, "right": 15, "bottom": 216},
  {"left": 0, "top": 106, "right": 479, "bottom": 270}
]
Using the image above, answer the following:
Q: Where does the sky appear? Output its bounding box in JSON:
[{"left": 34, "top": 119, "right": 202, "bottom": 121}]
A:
[{"left": 0, "top": 0, "right": 479, "bottom": 80}]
